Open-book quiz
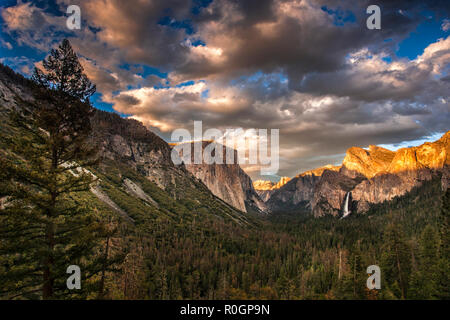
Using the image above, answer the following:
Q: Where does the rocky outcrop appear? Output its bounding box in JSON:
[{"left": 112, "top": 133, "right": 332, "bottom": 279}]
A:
[
  {"left": 176, "top": 141, "right": 266, "bottom": 213},
  {"left": 123, "top": 178, "right": 159, "bottom": 208},
  {"left": 273, "top": 177, "right": 291, "bottom": 189},
  {"left": 267, "top": 173, "right": 320, "bottom": 212},
  {"left": 253, "top": 180, "right": 275, "bottom": 190},
  {"left": 311, "top": 170, "right": 361, "bottom": 216},
  {"left": 253, "top": 177, "right": 291, "bottom": 202},
  {"left": 0, "top": 64, "right": 34, "bottom": 112},
  {"left": 346, "top": 132, "right": 449, "bottom": 213},
  {"left": 268, "top": 133, "right": 449, "bottom": 216},
  {"left": 266, "top": 165, "right": 339, "bottom": 212},
  {"left": 90, "top": 110, "right": 186, "bottom": 191},
  {"left": 91, "top": 186, "right": 135, "bottom": 223},
  {"left": 255, "top": 190, "right": 272, "bottom": 202},
  {"left": 253, "top": 182, "right": 275, "bottom": 202},
  {"left": 300, "top": 165, "right": 341, "bottom": 177},
  {"left": 239, "top": 168, "right": 268, "bottom": 213},
  {"left": 341, "top": 145, "right": 394, "bottom": 179}
]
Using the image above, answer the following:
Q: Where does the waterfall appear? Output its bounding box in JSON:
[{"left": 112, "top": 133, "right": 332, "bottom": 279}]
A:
[{"left": 341, "top": 192, "right": 351, "bottom": 219}]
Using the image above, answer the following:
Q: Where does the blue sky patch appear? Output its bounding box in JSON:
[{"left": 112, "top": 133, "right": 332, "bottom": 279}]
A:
[
  {"left": 321, "top": 6, "right": 356, "bottom": 26},
  {"left": 396, "top": 15, "right": 447, "bottom": 60}
]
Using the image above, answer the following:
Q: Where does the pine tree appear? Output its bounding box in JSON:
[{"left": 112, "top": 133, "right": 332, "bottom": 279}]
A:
[
  {"left": 408, "top": 226, "right": 439, "bottom": 299},
  {"left": 436, "top": 188, "right": 450, "bottom": 299},
  {"left": 380, "top": 223, "right": 411, "bottom": 299},
  {"left": 338, "top": 244, "right": 366, "bottom": 299},
  {"left": 0, "top": 39, "right": 119, "bottom": 299}
]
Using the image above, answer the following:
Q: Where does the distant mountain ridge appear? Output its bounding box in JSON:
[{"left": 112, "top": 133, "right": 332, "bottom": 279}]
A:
[
  {"left": 266, "top": 132, "right": 449, "bottom": 216},
  {"left": 253, "top": 177, "right": 290, "bottom": 201}
]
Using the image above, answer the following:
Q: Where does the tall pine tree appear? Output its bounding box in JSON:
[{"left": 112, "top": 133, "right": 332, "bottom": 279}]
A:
[
  {"left": 408, "top": 225, "right": 439, "bottom": 299},
  {"left": 380, "top": 223, "right": 411, "bottom": 299},
  {"left": 436, "top": 188, "right": 450, "bottom": 299},
  {"left": 0, "top": 39, "right": 119, "bottom": 299}
]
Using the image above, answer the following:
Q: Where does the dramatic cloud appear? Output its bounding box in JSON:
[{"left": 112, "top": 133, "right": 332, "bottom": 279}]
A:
[
  {"left": 1, "top": 2, "right": 67, "bottom": 51},
  {"left": 1, "top": 0, "right": 449, "bottom": 180}
]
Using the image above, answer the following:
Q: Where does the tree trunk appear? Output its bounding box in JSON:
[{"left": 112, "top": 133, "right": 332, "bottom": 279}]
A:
[
  {"left": 395, "top": 242, "right": 405, "bottom": 299},
  {"left": 338, "top": 249, "right": 342, "bottom": 280},
  {"left": 43, "top": 220, "right": 55, "bottom": 299}
]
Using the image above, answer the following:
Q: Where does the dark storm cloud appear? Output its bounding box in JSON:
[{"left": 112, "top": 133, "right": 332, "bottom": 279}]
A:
[
  {"left": 171, "top": 0, "right": 424, "bottom": 84},
  {"left": 74, "top": 0, "right": 196, "bottom": 68},
  {"left": 114, "top": 94, "right": 141, "bottom": 106}
]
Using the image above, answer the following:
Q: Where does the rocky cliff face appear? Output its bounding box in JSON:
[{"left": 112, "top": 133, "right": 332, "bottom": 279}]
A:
[
  {"left": 310, "top": 170, "right": 359, "bottom": 217},
  {"left": 347, "top": 132, "right": 449, "bottom": 213},
  {"left": 90, "top": 110, "right": 185, "bottom": 191},
  {"left": 273, "top": 177, "right": 291, "bottom": 189},
  {"left": 266, "top": 165, "right": 340, "bottom": 213},
  {"left": 267, "top": 134, "right": 449, "bottom": 216},
  {"left": 176, "top": 141, "right": 266, "bottom": 213},
  {"left": 341, "top": 145, "right": 395, "bottom": 179},
  {"left": 91, "top": 114, "right": 270, "bottom": 214},
  {"left": 253, "top": 177, "right": 291, "bottom": 202},
  {"left": 253, "top": 180, "right": 275, "bottom": 190},
  {"left": 253, "top": 180, "right": 275, "bottom": 202}
]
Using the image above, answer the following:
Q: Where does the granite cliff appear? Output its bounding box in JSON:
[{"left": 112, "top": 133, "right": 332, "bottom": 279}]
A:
[
  {"left": 266, "top": 135, "right": 449, "bottom": 216},
  {"left": 173, "top": 141, "right": 267, "bottom": 213},
  {"left": 253, "top": 177, "right": 290, "bottom": 201}
]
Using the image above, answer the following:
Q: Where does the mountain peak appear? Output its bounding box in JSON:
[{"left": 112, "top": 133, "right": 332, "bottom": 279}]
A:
[
  {"left": 438, "top": 130, "right": 450, "bottom": 147},
  {"left": 253, "top": 176, "right": 291, "bottom": 191},
  {"left": 298, "top": 165, "right": 341, "bottom": 178},
  {"left": 253, "top": 180, "right": 275, "bottom": 191},
  {"left": 342, "top": 145, "right": 395, "bottom": 178}
]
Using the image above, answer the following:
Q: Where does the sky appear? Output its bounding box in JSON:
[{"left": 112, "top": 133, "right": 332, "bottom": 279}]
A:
[{"left": 0, "top": 0, "right": 449, "bottom": 181}]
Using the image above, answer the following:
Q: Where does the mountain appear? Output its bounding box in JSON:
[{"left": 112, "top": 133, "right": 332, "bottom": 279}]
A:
[
  {"left": 0, "top": 64, "right": 249, "bottom": 227},
  {"left": 91, "top": 110, "right": 173, "bottom": 189},
  {"left": 173, "top": 141, "right": 267, "bottom": 213},
  {"left": 253, "top": 180, "right": 276, "bottom": 191},
  {"left": 92, "top": 110, "right": 266, "bottom": 214},
  {"left": 267, "top": 136, "right": 449, "bottom": 216},
  {"left": 253, "top": 177, "right": 290, "bottom": 201},
  {"left": 266, "top": 165, "right": 340, "bottom": 212},
  {"left": 348, "top": 132, "right": 450, "bottom": 214},
  {"left": 340, "top": 145, "right": 395, "bottom": 179}
]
